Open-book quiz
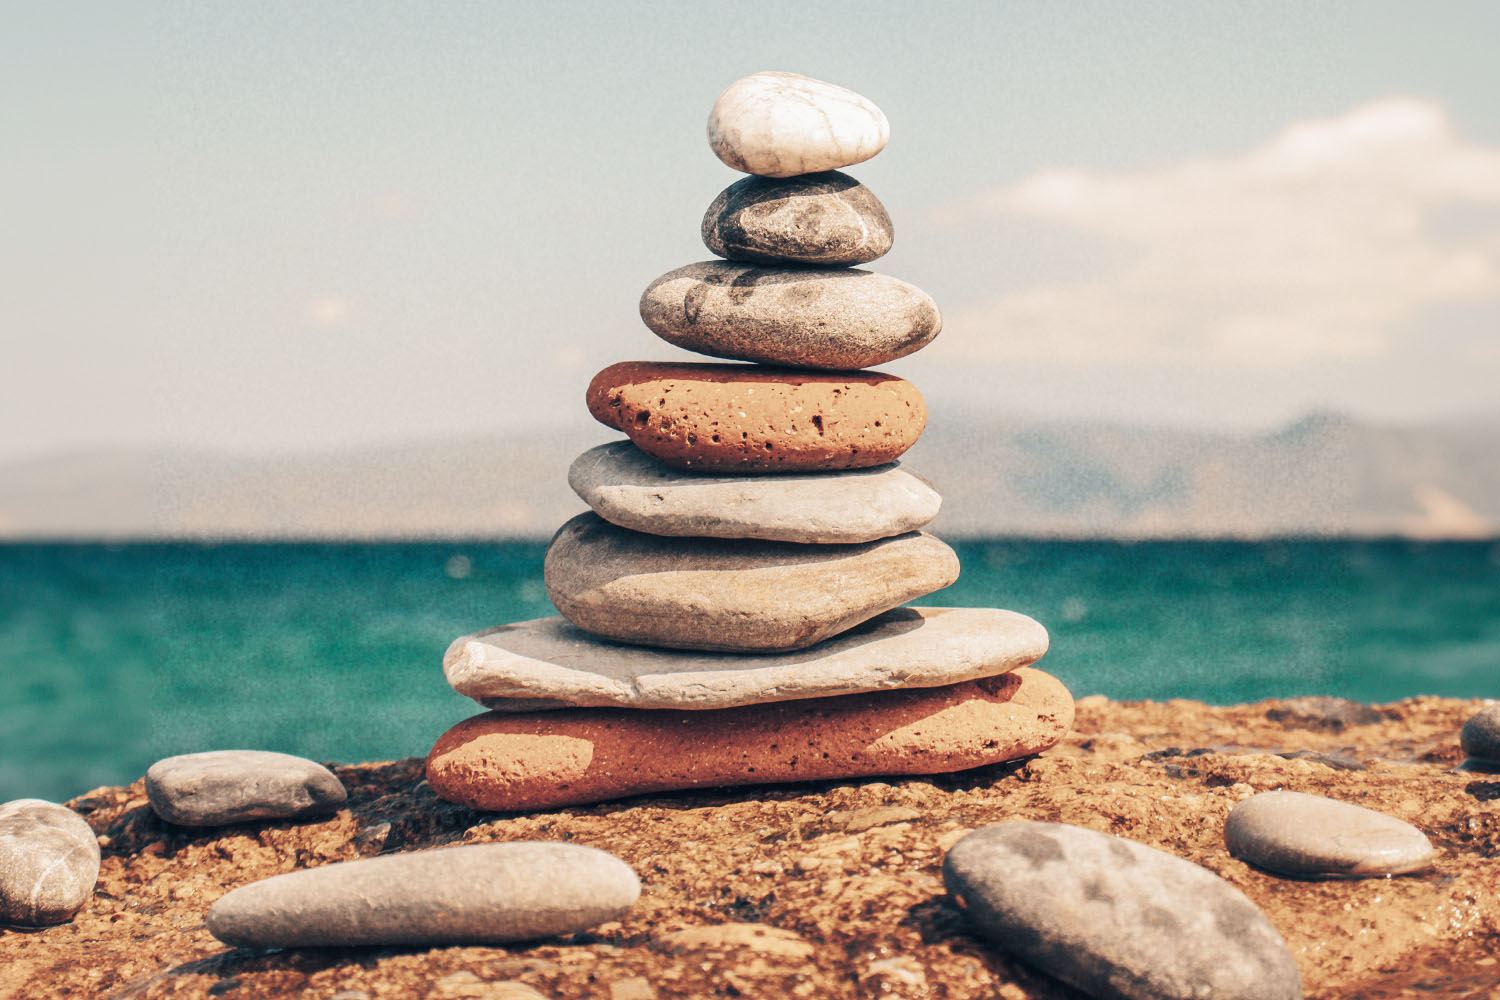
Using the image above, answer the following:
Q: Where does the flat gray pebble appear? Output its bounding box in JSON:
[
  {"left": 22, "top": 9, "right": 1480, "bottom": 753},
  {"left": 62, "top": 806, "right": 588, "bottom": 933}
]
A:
[
  {"left": 206, "top": 841, "right": 640, "bottom": 948},
  {"left": 1461, "top": 704, "right": 1500, "bottom": 764},
  {"left": 146, "top": 749, "right": 347, "bottom": 826},
  {"left": 1226, "top": 790, "right": 1434, "bottom": 878},
  {"left": 943, "top": 821, "right": 1300, "bottom": 1000},
  {"left": 569, "top": 442, "right": 940, "bottom": 543},
  {"left": 0, "top": 798, "right": 101, "bottom": 925}
]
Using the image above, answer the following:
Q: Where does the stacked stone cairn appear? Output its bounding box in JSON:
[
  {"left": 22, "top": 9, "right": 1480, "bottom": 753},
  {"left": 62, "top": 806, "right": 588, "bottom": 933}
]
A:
[{"left": 426, "top": 71, "right": 1073, "bottom": 812}]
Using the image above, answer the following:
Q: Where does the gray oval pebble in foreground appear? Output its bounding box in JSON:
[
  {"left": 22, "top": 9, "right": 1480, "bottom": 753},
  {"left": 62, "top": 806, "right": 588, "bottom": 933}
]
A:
[
  {"left": 444, "top": 606, "right": 1048, "bottom": 711},
  {"left": 702, "top": 170, "right": 893, "bottom": 266},
  {"left": 1227, "top": 790, "right": 1434, "bottom": 879},
  {"left": 569, "top": 442, "right": 940, "bottom": 543},
  {"left": 0, "top": 799, "right": 101, "bottom": 926},
  {"left": 640, "top": 260, "right": 941, "bottom": 371},
  {"left": 943, "top": 822, "right": 1301, "bottom": 1000},
  {"left": 1461, "top": 704, "right": 1500, "bottom": 766},
  {"left": 207, "top": 841, "right": 640, "bottom": 948},
  {"left": 146, "top": 750, "right": 347, "bottom": 827}
]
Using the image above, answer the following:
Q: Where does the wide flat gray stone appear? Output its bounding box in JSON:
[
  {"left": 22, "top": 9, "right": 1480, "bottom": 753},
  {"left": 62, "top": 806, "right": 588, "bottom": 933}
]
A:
[
  {"left": 146, "top": 750, "right": 347, "bottom": 827},
  {"left": 702, "top": 170, "right": 893, "bottom": 266},
  {"left": 708, "top": 71, "right": 889, "bottom": 178},
  {"left": 639, "top": 260, "right": 941, "bottom": 371},
  {"left": 544, "top": 512, "right": 959, "bottom": 653},
  {"left": 444, "top": 606, "right": 1048, "bottom": 711},
  {"left": 568, "top": 442, "right": 940, "bottom": 543},
  {"left": 1461, "top": 704, "right": 1500, "bottom": 764},
  {"left": 206, "top": 841, "right": 639, "bottom": 948},
  {"left": 943, "top": 822, "right": 1301, "bottom": 1000},
  {"left": 1226, "top": 790, "right": 1435, "bottom": 878},
  {"left": 0, "top": 799, "right": 101, "bottom": 926}
]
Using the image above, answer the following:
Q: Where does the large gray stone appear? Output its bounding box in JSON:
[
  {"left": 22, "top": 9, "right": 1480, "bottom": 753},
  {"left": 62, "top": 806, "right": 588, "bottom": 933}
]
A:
[
  {"left": 444, "top": 606, "right": 1048, "bottom": 712},
  {"left": 639, "top": 261, "right": 940, "bottom": 371},
  {"left": 206, "top": 841, "right": 640, "bottom": 948},
  {"left": 544, "top": 512, "right": 959, "bottom": 653},
  {"left": 1461, "top": 704, "right": 1500, "bottom": 765},
  {"left": 708, "top": 71, "right": 889, "bottom": 178},
  {"left": 568, "top": 442, "right": 940, "bottom": 543},
  {"left": 943, "top": 822, "right": 1301, "bottom": 1000},
  {"left": 1226, "top": 790, "right": 1434, "bottom": 878},
  {"left": 146, "top": 750, "right": 347, "bottom": 827},
  {"left": 0, "top": 799, "right": 101, "bottom": 926},
  {"left": 702, "top": 170, "right": 893, "bottom": 266}
]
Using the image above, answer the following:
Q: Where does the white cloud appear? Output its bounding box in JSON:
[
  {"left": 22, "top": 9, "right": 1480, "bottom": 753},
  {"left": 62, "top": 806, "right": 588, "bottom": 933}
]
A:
[{"left": 935, "top": 98, "right": 1500, "bottom": 366}]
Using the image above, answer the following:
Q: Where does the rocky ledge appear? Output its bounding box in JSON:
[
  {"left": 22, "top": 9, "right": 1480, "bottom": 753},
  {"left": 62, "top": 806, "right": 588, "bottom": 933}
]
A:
[{"left": 3, "top": 694, "right": 1497, "bottom": 1000}]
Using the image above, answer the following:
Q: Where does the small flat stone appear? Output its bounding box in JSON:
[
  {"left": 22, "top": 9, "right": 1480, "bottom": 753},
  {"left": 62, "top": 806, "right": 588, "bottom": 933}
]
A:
[
  {"left": 943, "top": 822, "right": 1301, "bottom": 1000},
  {"left": 568, "top": 442, "right": 940, "bottom": 543},
  {"left": 0, "top": 799, "right": 101, "bottom": 925},
  {"left": 1225, "top": 790, "right": 1436, "bottom": 878},
  {"left": 586, "top": 362, "right": 926, "bottom": 473},
  {"left": 205, "top": 841, "right": 639, "bottom": 947},
  {"left": 426, "top": 667, "right": 1073, "bottom": 811},
  {"left": 146, "top": 750, "right": 347, "bottom": 827},
  {"left": 444, "top": 606, "right": 1048, "bottom": 711},
  {"left": 640, "top": 261, "right": 939, "bottom": 370},
  {"left": 1461, "top": 704, "right": 1500, "bottom": 764},
  {"left": 702, "top": 171, "right": 893, "bottom": 265},
  {"left": 708, "top": 71, "right": 888, "bottom": 178},
  {"left": 544, "top": 513, "right": 958, "bottom": 652}
]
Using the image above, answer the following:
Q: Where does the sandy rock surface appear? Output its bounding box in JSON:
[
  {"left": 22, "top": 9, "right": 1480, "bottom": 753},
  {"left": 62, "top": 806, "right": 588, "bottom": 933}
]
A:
[{"left": 3, "top": 694, "right": 1498, "bottom": 999}]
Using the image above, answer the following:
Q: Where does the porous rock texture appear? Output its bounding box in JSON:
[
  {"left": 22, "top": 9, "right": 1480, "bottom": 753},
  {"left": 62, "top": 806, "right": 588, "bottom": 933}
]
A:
[
  {"left": 6, "top": 694, "right": 1498, "bottom": 1000},
  {"left": 425, "top": 668, "right": 1073, "bottom": 811},
  {"left": 585, "top": 361, "right": 926, "bottom": 473}
]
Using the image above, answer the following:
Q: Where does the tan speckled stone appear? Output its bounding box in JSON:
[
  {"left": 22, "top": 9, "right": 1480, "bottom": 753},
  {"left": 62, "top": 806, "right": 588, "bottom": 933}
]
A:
[
  {"left": 708, "top": 71, "right": 889, "bottom": 178},
  {"left": 425, "top": 667, "right": 1074, "bottom": 811},
  {"left": 702, "top": 171, "right": 893, "bottom": 266},
  {"left": 544, "top": 513, "right": 959, "bottom": 652},
  {"left": 585, "top": 362, "right": 926, "bottom": 473},
  {"left": 640, "top": 262, "right": 939, "bottom": 370}
]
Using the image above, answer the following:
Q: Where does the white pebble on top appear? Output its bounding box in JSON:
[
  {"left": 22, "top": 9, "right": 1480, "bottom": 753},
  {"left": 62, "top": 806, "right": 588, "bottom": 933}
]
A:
[{"left": 708, "top": 71, "right": 889, "bottom": 178}]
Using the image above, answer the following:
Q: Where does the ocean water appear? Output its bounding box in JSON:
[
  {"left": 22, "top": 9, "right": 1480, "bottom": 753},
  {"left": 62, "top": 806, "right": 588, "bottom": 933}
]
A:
[{"left": 2, "top": 539, "right": 1497, "bottom": 803}]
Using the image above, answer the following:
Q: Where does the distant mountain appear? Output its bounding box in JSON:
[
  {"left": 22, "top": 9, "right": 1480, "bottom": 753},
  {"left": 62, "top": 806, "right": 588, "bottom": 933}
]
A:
[{"left": 1, "top": 414, "right": 1496, "bottom": 539}]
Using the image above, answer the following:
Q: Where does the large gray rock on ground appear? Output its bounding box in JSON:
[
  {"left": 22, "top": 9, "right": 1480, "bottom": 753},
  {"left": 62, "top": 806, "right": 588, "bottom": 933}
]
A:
[
  {"left": 544, "top": 512, "right": 959, "bottom": 653},
  {"left": 569, "top": 443, "right": 940, "bottom": 543},
  {"left": 444, "top": 606, "right": 1048, "bottom": 711},
  {"left": 0, "top": 799, "right": 101, "bottom": 925},
  {"left": 206, "top": 841, "right": 640, "bottom": 948},
  {"left": 639, "top": 261, "right": 940, "bottom": 370},
  {"left": 943, "top": 822, "right": 1301, "bottom": 1000},
  {"left": 146, "top": 750, "right": 347, "bottom": 827},
  {"left": 1226, "top": 790, "right": 1434, "bottom": 878},
  {"left": 702, "top": 170, "right": 893, "bottom": 265},
  {"left": 708, "top": 71, "right": 889, "bottom": 177},
  {"left": 1461, "top": 704, "right": 1500, "bottom": 765}
]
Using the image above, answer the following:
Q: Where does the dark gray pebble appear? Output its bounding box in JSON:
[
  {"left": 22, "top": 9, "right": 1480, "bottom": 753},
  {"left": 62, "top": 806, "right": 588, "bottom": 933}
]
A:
[{"left": 146, "top": 749, "right": 346, "bottom": 826}]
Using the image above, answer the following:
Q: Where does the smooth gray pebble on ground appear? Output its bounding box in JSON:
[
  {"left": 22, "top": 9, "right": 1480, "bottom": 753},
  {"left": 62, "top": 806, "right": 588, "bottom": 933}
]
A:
[
  {"left": 942, "top": 821, "right": 1301, "bottom": 1000},
  {"left": 1461, "top": 704, "right": 1500, "bottom": 765},
  {"left": 206, "top": 841, "right": 641, "bottom": 948},
  {"left": 145, "top": 749, "right": 347, "bottom": 827},
  {"left": 1226, "top": 790, "right": 1435, "bottom": 878},
  {"left": 0, "top": 798, "right": 101, "bottom": 926}
]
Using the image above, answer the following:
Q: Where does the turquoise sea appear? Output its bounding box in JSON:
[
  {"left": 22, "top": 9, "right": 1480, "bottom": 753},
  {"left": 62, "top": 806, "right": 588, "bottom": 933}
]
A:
[{"left": 3, "top": 539, "right": 1498, "bottom": 803}]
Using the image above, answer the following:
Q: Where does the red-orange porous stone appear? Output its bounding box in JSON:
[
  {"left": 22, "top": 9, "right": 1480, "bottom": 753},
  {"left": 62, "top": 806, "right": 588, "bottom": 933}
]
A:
[
  {"left": 585, "top": 362, "right": 926, "bottom": 473},
  {"left": 425, "top": 667, "right": 1074, "bottom": 812}
]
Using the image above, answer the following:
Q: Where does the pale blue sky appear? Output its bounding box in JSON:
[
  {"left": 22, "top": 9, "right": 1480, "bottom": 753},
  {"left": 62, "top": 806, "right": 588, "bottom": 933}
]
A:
[{"left": 4, "top": 2, "right": 1499, "bottom": 462}]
